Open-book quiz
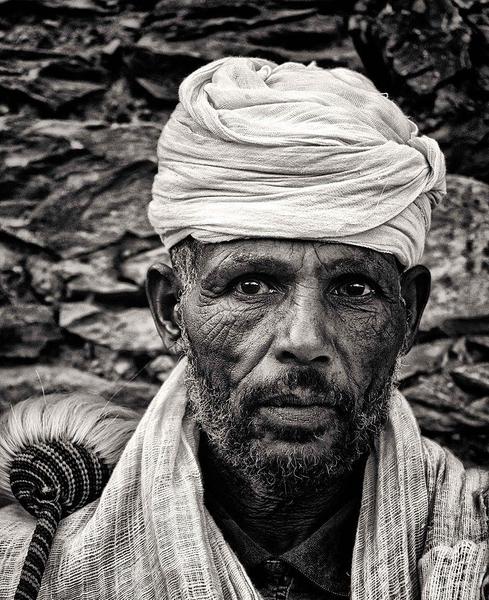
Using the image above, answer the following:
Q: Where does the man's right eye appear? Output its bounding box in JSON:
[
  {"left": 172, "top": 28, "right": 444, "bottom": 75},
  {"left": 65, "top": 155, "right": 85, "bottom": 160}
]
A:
[{"left": 234, "top": 279, "right": 275, "bottom": 296}]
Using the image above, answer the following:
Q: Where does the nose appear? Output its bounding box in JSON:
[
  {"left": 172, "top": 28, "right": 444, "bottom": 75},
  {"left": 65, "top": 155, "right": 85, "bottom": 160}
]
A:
[{"left": 273, "top": 287, "right": 331, "bottom": 366}]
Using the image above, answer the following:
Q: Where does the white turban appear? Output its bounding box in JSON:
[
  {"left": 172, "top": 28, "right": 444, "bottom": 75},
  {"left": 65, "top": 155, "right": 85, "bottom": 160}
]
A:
[{"left": 148, "top": 57, "right": 446, "bottom": 268}]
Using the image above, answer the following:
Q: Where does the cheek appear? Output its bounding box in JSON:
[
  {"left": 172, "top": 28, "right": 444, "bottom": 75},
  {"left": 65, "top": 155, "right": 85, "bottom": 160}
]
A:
[
  {"left": 182, "top": 297, "right": 275, "bottom": 381},
  {"left": 339, "top": 303, "right": 405, "bottom": 381},
  {"left": 184, "top": 291, "right": 406, "bottom": 394}
]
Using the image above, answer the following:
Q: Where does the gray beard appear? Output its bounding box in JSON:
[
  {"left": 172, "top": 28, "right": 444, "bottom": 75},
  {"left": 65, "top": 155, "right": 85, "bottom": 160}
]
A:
[{"left": 183, "top": 335, "right": 401, "bottom": 495}]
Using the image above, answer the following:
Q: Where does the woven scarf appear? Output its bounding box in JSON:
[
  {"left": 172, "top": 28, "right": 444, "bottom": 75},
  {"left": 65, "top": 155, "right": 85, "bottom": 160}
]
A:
[{"left": 0, "top": 358, "right": 487, "bottom": 599}]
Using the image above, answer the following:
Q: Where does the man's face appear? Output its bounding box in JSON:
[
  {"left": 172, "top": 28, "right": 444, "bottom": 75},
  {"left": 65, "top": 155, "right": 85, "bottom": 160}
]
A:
[{"left": 174, "top": 240, "right": 409, "bottom": 491}]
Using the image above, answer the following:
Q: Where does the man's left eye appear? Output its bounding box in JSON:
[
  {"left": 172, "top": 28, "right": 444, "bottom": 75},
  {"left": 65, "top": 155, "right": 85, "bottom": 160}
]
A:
[
  {"left": 333, "top": 281, "right": 375, "bottom": 297},
  {"left": 235, "top": 279, "right": 274, "bottom": 295}
]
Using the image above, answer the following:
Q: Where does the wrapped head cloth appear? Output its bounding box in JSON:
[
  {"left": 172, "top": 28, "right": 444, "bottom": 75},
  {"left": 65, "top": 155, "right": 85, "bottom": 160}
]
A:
[{"left": 148, "top": 57, "right": 446, "bottom": 268}]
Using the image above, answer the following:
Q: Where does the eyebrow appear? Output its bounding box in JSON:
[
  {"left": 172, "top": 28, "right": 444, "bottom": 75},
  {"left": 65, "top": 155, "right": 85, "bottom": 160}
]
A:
[
  {"left": 202, "top": 252, "right": 395, "bottom": 287},
  {"left": 319, "top": 257, "right": 392, "bottom": 277},
  {"left": 202, "top": 255, "right": 289, "bottom": 286}
]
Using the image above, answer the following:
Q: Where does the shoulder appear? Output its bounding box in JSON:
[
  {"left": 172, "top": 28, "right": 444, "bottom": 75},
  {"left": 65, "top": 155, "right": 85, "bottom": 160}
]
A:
[
  {"left": 0, "top": 502, "right": 36, "bottom": 542},
  {"left": 0, "top": 503, "right": 35, "bottom": 598},
  {"left": 421, "top": 435, "right": 489, "bottom": 496},
  {"left": 0, "top": 499, "right": 101, "bottom": 598},
  {"left": 420, "top": 436, "right": 488, "bottom": 540},
  {"left": 413, "top": 437, "right": 489, "bottom": 596}
]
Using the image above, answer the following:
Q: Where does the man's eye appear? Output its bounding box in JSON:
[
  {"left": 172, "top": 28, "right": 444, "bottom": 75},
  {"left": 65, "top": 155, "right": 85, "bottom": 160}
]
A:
[
  {"left": 235, "top": 279, "right": 274, "bottom": 295},
  {"left": 333, "top": 281, "right": 375, "bottom": 297}
]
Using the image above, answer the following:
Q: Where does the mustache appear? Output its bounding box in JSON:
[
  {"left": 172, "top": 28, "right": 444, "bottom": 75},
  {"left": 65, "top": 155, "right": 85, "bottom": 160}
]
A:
[{"left": 238, "top": 368, "right": 355, "bottom": 417}]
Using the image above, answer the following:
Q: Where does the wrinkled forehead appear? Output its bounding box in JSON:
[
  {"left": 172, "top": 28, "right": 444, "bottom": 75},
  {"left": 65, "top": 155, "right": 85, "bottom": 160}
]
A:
[{"left": 193, "top": 238, "right": 402, "bottom": 282}]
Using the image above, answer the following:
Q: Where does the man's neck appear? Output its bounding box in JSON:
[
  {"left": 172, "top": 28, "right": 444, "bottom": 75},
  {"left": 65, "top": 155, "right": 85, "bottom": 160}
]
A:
[{"left": 200, "top": 442, "right": 364, "bottom": 555}]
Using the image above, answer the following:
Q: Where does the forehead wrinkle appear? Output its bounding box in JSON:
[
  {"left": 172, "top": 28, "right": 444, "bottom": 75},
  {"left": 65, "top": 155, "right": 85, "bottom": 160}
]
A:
[
  {"left": 312, "top": 245, "right": 399, "bottom": 282},
  {"left": 199, "top": 240, "right": 400, "bottom": 286},
  {"left": 200, "top": 252, "right": 293, "bottom": 288},
  {"left": 203, "top": 244, "right": 304, "bottom": 272},
  {"left": 321, "top": 257, "right": 391, "bottom": 278}
]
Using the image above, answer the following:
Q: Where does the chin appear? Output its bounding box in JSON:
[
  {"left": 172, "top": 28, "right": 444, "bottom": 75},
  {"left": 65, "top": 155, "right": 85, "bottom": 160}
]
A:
[
  {"left": 243, "top": 432, "right": 359, "bottom": 492},
  {"left": 250, "top": 410, "right": 345, "bottom": 459},
  {"left": 252, "top": 432, "right": 338, "bottom": 462}
]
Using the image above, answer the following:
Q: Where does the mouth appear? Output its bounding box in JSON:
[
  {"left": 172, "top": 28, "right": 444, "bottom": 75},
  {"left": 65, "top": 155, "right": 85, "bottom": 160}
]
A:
[
  {"left": 256, "top": 403, "right": 337, "bottom": 430},
  {"left": 255, "top": 392, "right": 338, "bottom": 427},
  {"left": 259, "top": 393, "right": 330, "bottom": 408}
]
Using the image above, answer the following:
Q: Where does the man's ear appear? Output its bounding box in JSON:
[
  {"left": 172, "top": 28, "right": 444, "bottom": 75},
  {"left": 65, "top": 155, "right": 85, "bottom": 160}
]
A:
[
  {"left": 400, "top": 265, "right": 431, "bottom": 354},
  {"left": 146, "top": 262, "right": 183, "bottom": 355}
]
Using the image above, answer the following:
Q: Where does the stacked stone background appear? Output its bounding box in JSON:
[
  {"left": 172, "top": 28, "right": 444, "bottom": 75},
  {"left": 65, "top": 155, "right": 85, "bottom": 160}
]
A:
[{"left": 0, "top": 0, "right": 488, "bottom": 467}]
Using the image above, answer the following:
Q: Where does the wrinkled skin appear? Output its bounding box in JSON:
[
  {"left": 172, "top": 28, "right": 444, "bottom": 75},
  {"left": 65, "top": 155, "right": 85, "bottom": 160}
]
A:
[{"left": 147, "top": 239, "right": 430, "bottom": 551}]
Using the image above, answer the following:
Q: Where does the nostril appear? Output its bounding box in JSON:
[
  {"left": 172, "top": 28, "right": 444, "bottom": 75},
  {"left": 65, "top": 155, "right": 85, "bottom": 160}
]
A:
[
  {"left": 311, "top": 355, "right": 329, "bottom": 365},
  {"left": 278, "top": 350, "right": 329, "bottom": 365}
]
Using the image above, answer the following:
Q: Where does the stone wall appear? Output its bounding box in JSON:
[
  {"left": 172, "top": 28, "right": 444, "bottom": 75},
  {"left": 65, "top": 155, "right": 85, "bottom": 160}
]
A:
[{"left": 0, "top": 0, "right": 488, "bottom": 467}]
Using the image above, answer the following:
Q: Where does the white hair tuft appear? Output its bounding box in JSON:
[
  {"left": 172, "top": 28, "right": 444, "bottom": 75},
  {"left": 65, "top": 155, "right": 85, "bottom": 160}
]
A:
[{"left": 0, "top": 393, "right": 141, "bottom": 503}]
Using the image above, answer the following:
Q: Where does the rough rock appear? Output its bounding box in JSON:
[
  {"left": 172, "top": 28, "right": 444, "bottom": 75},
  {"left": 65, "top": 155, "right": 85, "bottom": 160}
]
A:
[
  {"left": 0, "top": 200, "right": 38, "bottom": 219},
  {"left": 410, "top": 398, "right": 489, "bottom": 433},
  {"left": 409, "top": 403, "right": 461, "bottom": 433},
  {"left": 24, "top": 161, "right": 156, "bottom": 258},
  {"left": 27, "top": 248, "right": 140, "bottom": 301},
  {"left": 402, "top": 373, "right": 473, "bottom": 412},
  {"left": 0, "top": 304, "right": 61, "bottom": 358},
  {"left": 147, "top": 354, "right": 176, "bottom": 382},
  {"left": 22, "top": 120, "right": 161, "bottom": 166},
  {"left": 120, "top": 245, "right": 170, "bottom": 287},
  {"left": 124, "top": 46, "right": 206, "bottom": 102},
  {"left": 350, "top": 0, "right": 489, "bottom": 182},
  {"left": 0, "top": 240, "right": 38, "bottom": 305},
  {"left": 133, "top": 7, "right": 362, "bottom": 92},
  {"left": 52, "top": 342, "right": 140, "bottom": 383},
  {"left": 420, "top": 176, "right": 489, "bottom": 331},
  {"left": 399, "top": 340, "right": 452, "bottom": 381},
  {"left": 439, "top": 316, "right": 489, "bottom": 337},
  {"left": 59, "top": 302, "right": 162, "bottom": 353},
  {"left": 0, "top": 48, "right": 106, "bottom": 113},
  {"left": 451, "top": 363, "right": 489, "bottom": 396},
  {"left": 405, "top": 374, "right": 489, "bottom": 433},
  {"left": 453, "top": 397, "right": 489, "bottom": 429},
  {"left": 0, "top": 240, "right": 23, "bottom": 271},
  {"left": 0, "top": 365, "right": 158, "bottom": 411},
  {"left": 1, "top": 120, "right": 160, "bottom": 257},
  {"left": 466, "top": 336, "right": 489, "bottom": 358}
]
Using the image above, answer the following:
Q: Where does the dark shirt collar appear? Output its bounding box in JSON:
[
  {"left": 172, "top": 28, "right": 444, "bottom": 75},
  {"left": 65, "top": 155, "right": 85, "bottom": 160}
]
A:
[{"left": 204, "top": 469, "right": 363, "bottom": 597}]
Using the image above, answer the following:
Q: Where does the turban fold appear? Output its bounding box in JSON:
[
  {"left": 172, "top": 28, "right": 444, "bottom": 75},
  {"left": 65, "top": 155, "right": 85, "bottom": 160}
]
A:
[{"left": 148, "top": 57, "right": 446, "bottom": 268}]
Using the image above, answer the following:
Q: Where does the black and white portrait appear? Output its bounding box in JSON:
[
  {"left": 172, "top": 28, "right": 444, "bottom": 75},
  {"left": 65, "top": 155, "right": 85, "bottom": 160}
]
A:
[{"left": 0, "top": 2, "right": 488, "bottom": 599}]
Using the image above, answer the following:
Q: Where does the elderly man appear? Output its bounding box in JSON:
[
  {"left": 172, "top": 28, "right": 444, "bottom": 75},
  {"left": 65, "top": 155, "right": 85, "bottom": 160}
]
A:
[{"left": 0, "top": 57, "right": 488, "bottom": 600}]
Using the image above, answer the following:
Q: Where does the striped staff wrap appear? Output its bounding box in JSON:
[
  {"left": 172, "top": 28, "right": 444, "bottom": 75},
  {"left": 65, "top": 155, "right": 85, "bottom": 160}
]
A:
[
  {"left": 149, "top": 57, "right": 447, "bottom": 268},
  {"left": 0, "top": 393, "right": 141, "bottom": 600},
  {"left": 10, "top": 440, "right": 111, "bottom": 600}
]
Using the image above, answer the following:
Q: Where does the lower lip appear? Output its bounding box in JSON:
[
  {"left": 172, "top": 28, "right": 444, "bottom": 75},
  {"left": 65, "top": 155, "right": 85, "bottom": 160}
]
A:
[{"left": 257, "top": 405, "right": 336, "bottom": 428}]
